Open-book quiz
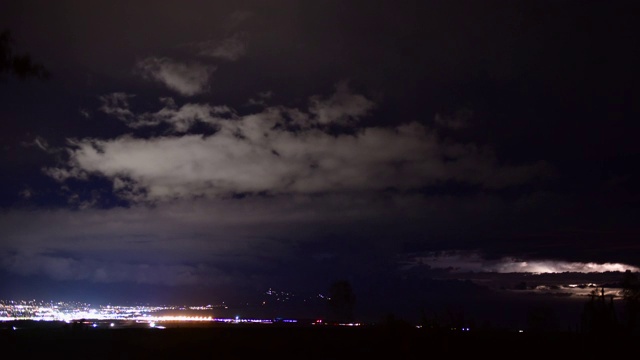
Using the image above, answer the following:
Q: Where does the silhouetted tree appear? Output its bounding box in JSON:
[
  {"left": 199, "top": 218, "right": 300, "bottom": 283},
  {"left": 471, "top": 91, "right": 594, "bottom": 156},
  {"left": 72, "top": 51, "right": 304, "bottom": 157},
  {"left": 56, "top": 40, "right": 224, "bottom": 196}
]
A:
[
  {"left": 445, "top": 305, "right": 470, "bottom": 330},
  {"left": 621, "top": 270, "right": 640, "bottom": 334},
  {"left": 328, "top": 279, "right": 356, "bottom": 323},
  {"left": 420, "top": 310, "right": 443, "bottom": 332},
  {"left": 1, "top": 29, "right": 50, "bottom": 81},
  {"left": 580, "top": 287, "right": 619, "bottom": 334}
]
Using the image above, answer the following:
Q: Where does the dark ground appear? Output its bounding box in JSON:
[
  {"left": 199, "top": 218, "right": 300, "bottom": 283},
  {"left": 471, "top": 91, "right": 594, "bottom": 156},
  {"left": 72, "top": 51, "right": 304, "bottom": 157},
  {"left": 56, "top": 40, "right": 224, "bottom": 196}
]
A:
[{"left": 0, "top": 320, "right": 636, "bottom": 359}]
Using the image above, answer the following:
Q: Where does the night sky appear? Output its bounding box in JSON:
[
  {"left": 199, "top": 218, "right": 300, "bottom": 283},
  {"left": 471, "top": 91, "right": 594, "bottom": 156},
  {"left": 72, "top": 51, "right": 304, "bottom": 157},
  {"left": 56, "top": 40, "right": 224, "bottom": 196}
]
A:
[{"left": 1, "top": 0, "right": 639, "bottom": 327}]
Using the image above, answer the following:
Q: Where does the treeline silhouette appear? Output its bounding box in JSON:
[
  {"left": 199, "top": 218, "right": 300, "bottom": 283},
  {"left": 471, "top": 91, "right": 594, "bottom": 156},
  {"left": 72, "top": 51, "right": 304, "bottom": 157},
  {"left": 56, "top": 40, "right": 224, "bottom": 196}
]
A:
[{"left": 0, "top": 314, "right": 635, "bottom": 359}]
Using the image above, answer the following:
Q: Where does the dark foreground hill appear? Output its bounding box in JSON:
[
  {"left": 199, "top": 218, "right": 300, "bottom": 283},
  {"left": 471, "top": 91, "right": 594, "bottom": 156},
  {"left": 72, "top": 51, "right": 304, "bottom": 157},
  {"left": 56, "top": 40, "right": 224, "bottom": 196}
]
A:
[{"left": 0, "top": 321, "right": 636, "bottom": 359}]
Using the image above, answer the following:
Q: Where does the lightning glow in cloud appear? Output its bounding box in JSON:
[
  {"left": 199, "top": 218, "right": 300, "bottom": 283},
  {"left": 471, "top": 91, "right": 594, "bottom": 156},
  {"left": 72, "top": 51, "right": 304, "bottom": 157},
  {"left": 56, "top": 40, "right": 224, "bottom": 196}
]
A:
[{"left": 415, "top": 252, "right": 640, "bottom": 274}]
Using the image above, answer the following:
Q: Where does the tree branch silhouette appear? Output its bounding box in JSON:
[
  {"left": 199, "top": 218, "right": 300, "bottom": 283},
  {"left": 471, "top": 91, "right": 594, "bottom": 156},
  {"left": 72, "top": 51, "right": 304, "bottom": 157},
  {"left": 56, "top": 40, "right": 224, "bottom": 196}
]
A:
[{"left": 1, "top": 29, "right": 50, "bottom": 81}]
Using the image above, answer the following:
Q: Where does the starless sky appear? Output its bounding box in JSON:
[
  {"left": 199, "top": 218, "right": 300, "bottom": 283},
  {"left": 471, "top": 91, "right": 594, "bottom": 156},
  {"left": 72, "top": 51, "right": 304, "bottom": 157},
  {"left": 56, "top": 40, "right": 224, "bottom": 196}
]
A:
[{"left": 1, "top": 0, "right": 639, "bottom": 326}]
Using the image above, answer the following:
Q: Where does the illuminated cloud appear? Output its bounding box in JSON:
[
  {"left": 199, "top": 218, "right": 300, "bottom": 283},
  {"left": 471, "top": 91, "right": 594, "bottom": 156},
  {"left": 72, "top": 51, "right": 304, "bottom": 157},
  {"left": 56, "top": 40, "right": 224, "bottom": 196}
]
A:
[
  {"left": 45, "top": 84, "right": 551, "bottom": 202},
  {"left": 135, "top": 57, "right": 215, "bottom": 96},
  {"left": 247, "top": 91, "right": 273, "bottom": 107},
  {"left": 492, "top": 259, "right": 640, "bottom": 273},
  {"left": 412, "top": 251, "right": 640, "bottom": 274},
  {"left": 124, "top": 97, "right": 236, "bottom": 133},
  {"left": 309, "top": 81, "right": 375, "bottom": 126},
  {"left": 99, "top": 92, "right": 136, "bottom": 121}
]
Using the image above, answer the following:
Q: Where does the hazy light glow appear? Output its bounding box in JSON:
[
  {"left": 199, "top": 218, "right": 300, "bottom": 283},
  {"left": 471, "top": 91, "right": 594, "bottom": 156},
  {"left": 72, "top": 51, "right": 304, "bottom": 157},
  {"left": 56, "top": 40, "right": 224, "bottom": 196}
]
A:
[
  {"left": 413, "top": 252, "right": 640, "bottom": 274},
  {"left": 499, "top": 261, "right": 638, "bottom": 274}
]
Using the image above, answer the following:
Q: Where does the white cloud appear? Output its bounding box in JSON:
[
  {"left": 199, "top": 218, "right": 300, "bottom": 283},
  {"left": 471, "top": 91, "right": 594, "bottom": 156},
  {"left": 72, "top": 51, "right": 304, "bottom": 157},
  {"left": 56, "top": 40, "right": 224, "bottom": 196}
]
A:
[
  {"left": 129, "top": 98, "right": 235, "bottom": 133},
  {"left": 47, "top": 122, "right": 548, "bottom": 202},
  {"left": 42, "top": 166, "right": 87, "bottom": 182},
  {"left": 135, "top": 57, "right": 215, "bottom": 96},
  {"left": 100, "top": 95, "right": 234, "bottom": 132},
  {"left": 309, "top": 81, "right": 375, "bottom": 126},
  {"left": 247, "top": 91, "right": 273, "bottom": 107},
  {"left": 47, "top": 85, "right": 551, "bottom": 202},
  {"left": 99, "top": 92, "right": 136, "bottom": 121},
  {"left": 21, "top": 136, "right": 50, "bottom": 152}
]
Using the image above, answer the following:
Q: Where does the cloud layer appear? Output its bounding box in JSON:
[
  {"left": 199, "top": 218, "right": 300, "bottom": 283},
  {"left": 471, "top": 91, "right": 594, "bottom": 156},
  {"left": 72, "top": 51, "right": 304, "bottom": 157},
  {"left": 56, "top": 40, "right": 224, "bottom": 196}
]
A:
[{"left": 48, "top": 84, "right": 550, "bottom": 203}]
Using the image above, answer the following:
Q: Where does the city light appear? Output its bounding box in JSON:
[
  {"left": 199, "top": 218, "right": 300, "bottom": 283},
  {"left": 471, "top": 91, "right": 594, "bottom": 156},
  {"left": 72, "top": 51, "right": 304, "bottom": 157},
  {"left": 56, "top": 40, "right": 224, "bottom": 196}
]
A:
[{"left": 0, "top": 299, "right": 305, "bottom": 326}]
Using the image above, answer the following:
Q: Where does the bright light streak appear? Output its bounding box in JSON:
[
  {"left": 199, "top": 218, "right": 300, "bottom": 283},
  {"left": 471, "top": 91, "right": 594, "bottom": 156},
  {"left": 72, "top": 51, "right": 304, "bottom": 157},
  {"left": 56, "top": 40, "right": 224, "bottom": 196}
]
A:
[{"left": 413, "top": 252, "right": 640, "bottom": 274}]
